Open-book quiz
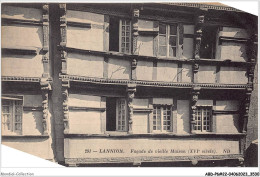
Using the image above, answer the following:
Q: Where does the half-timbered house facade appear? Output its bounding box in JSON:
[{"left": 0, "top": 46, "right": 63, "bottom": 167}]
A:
[{"left": 1, "top": 3, "right": 258, "bottom": 167}]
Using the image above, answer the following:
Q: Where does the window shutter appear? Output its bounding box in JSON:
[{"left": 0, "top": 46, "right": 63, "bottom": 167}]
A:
[{"left": 182, "top": 25, "right": 195, "bottom": 59}]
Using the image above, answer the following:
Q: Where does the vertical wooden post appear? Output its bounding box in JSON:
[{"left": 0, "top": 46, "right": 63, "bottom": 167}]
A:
[
  {"left": 103, "top": 15, "right": 110, "bottom": 52},
  {"left": 193, "top": 12, "right": 205, "bottom": 84},
  {"left": 40, "top": 79, "right": 51, "bottom": 135},
  {"left": 131, "top": 8, "right": 139, "bottom": 81},
  {"left": 42, "top": 4, "right": 50, "bottom": 78},
  {"left": 62, "top": 78, "right": 70, "bottom": 134},
  {"left": 248, "top": 33, "right": 258, "bottom": 63},
  {"left": 215, "top": 65, "right": 220, "bottom": 83},
  {"left": 247, "top": 33, "right": 258, "bottom": 85},
  {"left": 59, "top": 4, "right": 69, "bottom": 134},
  {"left": 126, "top": 84, "right": 136, "bottom": 134},
  {"left": 242, "top": 86, "right": 252, "bottom": 133},
  {"left": 100, "top": 97, "right": 106, "bottom": 133},
  {"left": 190, "top": 86, "right": 201, "bottom": 134},
  {"left": 152, "top": 60, "right": 157, "bottom": 81},
  {"left": 177, "top": 63, "right": 182, "bottom": 82},
  {"left": 178, "top": 23, "right": 184, "bottom": 59},
  {"left": 194, "top": 13, "right": 205, "bottom": 60},
  {"left": 40, "top": 4, "right": 51, "bottom": 136},
  {"left": 131, "top": 58, "right": 137, "bottom": 80},
  {"left": 172, "top": 99, "right": 177, "bottom": 134},
  {"left": 132, "top": 8, "right": 139, "bottom": 55},
  {"left": 60, "top": 4, "right": 67, "bottom": 74},
  {"left": 153, "top": 21, "right": 159, "bottom": 57},
  {"left": 192, "top": 63, "right": 199, "bottom": 83},
  {"left": 103, "top": 56, "right": 109, "bottom": 78},
  {"left": 243, "top": 32, "right": 257, "bottom": 133}
]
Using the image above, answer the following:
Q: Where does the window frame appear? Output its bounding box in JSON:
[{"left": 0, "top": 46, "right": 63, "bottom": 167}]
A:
[
  {"left": 158, "top": 23, "right": 179, "bottom": 58},
  {"left": 152, "top": 104, "right": 173, "bottom": 133},
  {"left": 116, "top": 98, "right": 127, "bottom": 132},
  {"left": 1, "top": 95, "right": 23, "bottom": 135},
  {"left": 119, "top": 19, "right": 132, "bottom": 54},
  {"left": 194, "top": 106, "right": 212, "bottom": 133}
]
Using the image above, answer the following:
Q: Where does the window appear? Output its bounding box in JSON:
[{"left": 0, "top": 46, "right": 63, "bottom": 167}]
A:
[
  {"left": 120, "top": 20, "right": 131, "bottom": 53},
  {"left": 106, "top": 97, "right": 127, "bottom": 132},
  {"left": 194, "top": 107, "right": 212, "bottom": 132},
  {"left": 158, "top": 23, "right": 178, "bottom": 57},
  {"left": 109, "top": 17, "right": 131, "bottom": 53},
  {"left": 116, "top": 98, "right": 127, "bottom": 131},
  {"left": 1, "top": 96, "right": 23, "bottom": 134},
  {"left": 200, "top": 26, "right": 218, "bottom": 59},
  {"left": 153, "top": 105, "right": 172, "bottom": 132}
]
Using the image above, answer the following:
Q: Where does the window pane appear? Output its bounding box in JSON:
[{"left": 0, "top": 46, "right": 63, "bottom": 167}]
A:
[
  {"left": 159, "top": 24, "right": 166, "bottom": 34},
  {"left": 117, "top": 99, "right": 126, "bottom": 131},
  {"left": 2, "top": 106, "right": 10, "bottom": 113},
  {"left": 159, "top": 46, "right": 167, "bottom": 56},
  {"left": 169, "top": 36, "right": 177, "bottom": 46},
  {"left": 2, "top": 99, "right": 23, "bottom": 133},
  {"left": 15, "top": 105, "right": 22, "bottom": 115},
  {"left": 154, "top": 106, "right": 172, "bottom": 132},
  {"left": 15, "top": 123, "right": 22, "bottom": 131},
  {"left": 159, "top": 35, "right": 166, "bottom": 45},
  {"left": 3, "top": 114, "right": 11, "bottom": 130},
  {"left": 15, "top": 115, "right": 22, "bottom": 122},
  {"left": 153, "top": 106, "right": 162, "bottom": 130},
  {"left": 162, "top": 107, "right": 171, "bottom": 132},
  {"left": 194, "top": 107, "right": 212, "bottom": 132},
  {"left": 121, "top": 20, "right": 131, "bottom": 53},
  {"left": 170, "top": 24, "right": 177, "bottom": 35},
  {"left": 169, "top": 47, "right": 176, "bottom": 57}
]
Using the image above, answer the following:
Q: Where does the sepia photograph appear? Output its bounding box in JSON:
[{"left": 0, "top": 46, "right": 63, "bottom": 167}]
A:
[{"left": 1, "top": 1, "right": 258, "bottom": 171}]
